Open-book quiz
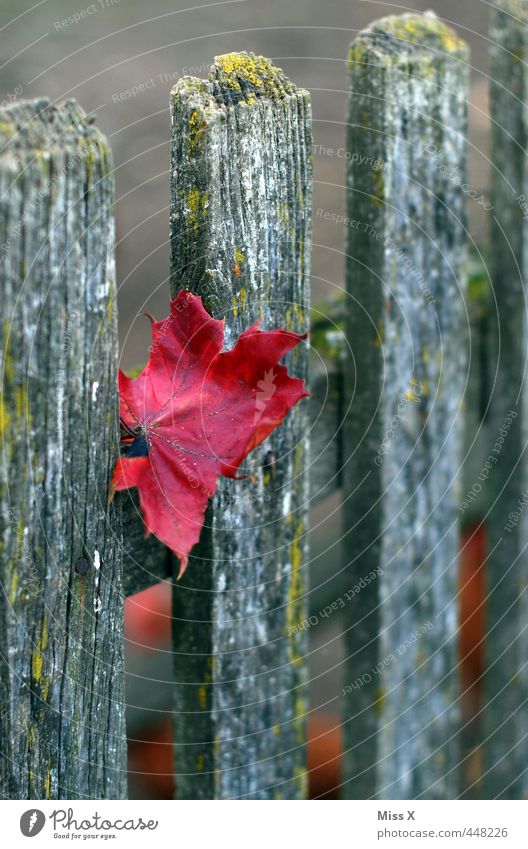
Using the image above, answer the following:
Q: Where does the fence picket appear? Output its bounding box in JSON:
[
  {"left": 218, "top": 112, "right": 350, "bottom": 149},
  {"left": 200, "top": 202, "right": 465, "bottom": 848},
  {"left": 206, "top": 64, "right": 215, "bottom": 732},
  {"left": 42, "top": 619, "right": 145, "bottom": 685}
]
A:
[
  {"left": 0, "top": 99, "right": 126, "bottom": 798},
  {"left": 485, "top": 0, "right": 528, "bottom": 799},
  {"left": 342, "top": 13, "right": 469, "bottom": 799},
  {"left": 169, "top": 53, "right": 312, "bottom": 798}
]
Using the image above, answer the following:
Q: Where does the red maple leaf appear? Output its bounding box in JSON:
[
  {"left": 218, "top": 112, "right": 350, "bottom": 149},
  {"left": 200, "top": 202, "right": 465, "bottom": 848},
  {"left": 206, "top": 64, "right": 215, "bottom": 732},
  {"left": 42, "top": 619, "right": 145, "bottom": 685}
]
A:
[{"left": 111, "top": 291, "right": 308, "bottom": 576}]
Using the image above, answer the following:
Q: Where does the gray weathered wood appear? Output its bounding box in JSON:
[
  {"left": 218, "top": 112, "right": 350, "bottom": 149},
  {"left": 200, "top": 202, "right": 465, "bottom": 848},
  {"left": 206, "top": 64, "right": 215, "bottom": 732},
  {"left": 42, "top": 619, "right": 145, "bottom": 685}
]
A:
[
  {"left": 484, "top": 0, "right": 528, "bottom": 799},
  {"left": 0, "top": 99, "right": 126, "bottom": 798},
  {"left": 342, "top": 13, "right": 469, "bottom": 799},
  {"left": 170, "top": 53, "right": 311, "bottom": 799}
]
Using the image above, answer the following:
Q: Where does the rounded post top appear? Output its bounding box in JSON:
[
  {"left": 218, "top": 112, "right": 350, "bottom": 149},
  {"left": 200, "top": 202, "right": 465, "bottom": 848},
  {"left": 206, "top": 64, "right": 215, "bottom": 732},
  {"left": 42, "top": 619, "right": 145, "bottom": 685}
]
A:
[
  {"left": 349, "top": 11, "right": 468, "bottom": 66},
  {"left": 0, "top": 97, "right": 106, "bottom": 155}
]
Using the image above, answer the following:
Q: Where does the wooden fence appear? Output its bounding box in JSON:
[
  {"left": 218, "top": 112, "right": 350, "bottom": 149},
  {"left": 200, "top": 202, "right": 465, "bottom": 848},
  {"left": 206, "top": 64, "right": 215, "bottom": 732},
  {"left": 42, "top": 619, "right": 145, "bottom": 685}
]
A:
[{"left": 0, "top": 2, "right": 526, "bottom": 799}]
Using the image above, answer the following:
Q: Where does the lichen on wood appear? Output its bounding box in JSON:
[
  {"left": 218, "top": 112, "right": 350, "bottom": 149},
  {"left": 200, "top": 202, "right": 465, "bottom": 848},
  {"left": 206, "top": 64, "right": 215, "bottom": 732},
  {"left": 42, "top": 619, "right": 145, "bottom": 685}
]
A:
[
  {"left": 343, "top": 13, "right": 469, "bottom": 799},
  {"left": 0, "top": 99, "right": 126, "bottom": 798},
  {"left": 170, "top": 52, "right": 312, "bottom": 799}
]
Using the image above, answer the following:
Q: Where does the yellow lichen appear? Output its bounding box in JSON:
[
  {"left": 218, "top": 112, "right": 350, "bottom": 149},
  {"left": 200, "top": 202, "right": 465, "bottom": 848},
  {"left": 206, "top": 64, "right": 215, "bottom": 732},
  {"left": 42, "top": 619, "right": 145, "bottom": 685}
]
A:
[
  {"left": 293, "top": 301, "right": 305, "bottom": 327},
  {"left": 233, "top": 248, "right": 244, "bottom": 277},
  {"left": 9, "top": 573, "right": 19, "bottom": 606},
  {"left": 216, "top": 53, "right": 266, "bottom": 89},
  {"left": 374, "top": 320, "right": 384, "bottom": 348},
  {"left": 278, "top": 204, "right": 289, "bottom": 226},
  {"left": 188, "top": 109, "right": 207, "bottom": 153},
  {"left": 232, "top": 287, "right": 247, "bottom": 317},
  {"left": 294, "top": 764, "right": 308, "bottom": 797},
  {"left": 0, "top": 396, "right": 11, "bottom": 437},
  {"left": 294, "top": 690, "right": 306, "bottom": 744},
  {"left": 374, "top": 686, "right": 387, "bottom": 716},
  {"left": 15, "top": 385, "right": 29, "bottom": 425},
  {"left": 44, "top": 763, "right": 51, "bottom": 799},
  {"left": 294, "top": 442, "right": 303, "bottom": 477},
  {"left": 286, "top": 514, "right": 305, "bottom": 658},
  {"left": 106, "top": 295, "right": 114, "bottom": 323},
  {"left": 377, "top": 14, "right": 466, "bottom": 54},
  {"left": 31, "top": 618, "right": 48, "bottom": 684},
  {"left": 197, "top": 685, "right": 207, "bottom": 709},
  {"left": 215, "top": 52, "right": 289, "bottom": 100},
  {"left": 186, "top": 187, "right": 208, "bottom": 233},
  {"left": 348, "top": 40, "right": 369, "bottom": 70}
]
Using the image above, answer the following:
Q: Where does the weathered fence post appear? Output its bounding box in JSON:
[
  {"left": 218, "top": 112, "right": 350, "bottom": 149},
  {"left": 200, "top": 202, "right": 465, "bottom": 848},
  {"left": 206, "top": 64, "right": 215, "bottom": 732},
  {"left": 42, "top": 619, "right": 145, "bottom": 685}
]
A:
[
  {"left": 485, "top": 0, "right": 528, "bottom": 799},
  {"left": 342, "top": 13, "right": 469, "bottom": 799},
  {"left": 0, "top": 99, "right": 126, "bottom": 798},
  {"left": 169, "top": 53, "right": 311, "bottom": 799}
]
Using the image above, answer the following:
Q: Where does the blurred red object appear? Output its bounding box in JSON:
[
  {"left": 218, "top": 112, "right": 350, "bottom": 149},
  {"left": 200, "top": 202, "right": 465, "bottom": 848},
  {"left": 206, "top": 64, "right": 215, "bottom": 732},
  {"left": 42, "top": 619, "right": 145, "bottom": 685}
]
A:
[
  {"left": 124, "top": 580, "right": 172, "bottom": 647},
  {"left": 308, "top": 712, "right": 342, "bottom": 799},
  {"left": 127, "top": 718, "right": 174, "bottom": 799},
  {"left": 459, "top": 521, "right": 487, "bottom": 715}
]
